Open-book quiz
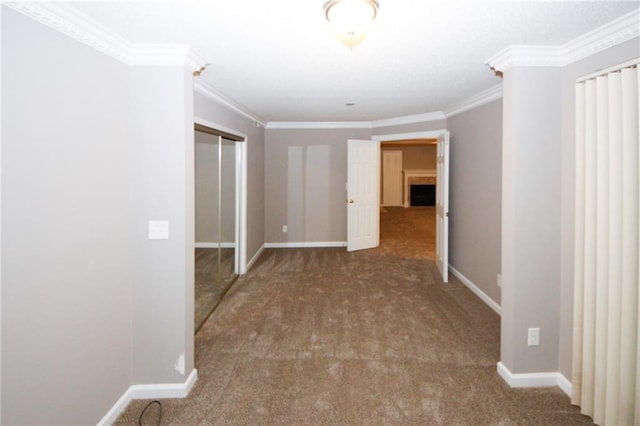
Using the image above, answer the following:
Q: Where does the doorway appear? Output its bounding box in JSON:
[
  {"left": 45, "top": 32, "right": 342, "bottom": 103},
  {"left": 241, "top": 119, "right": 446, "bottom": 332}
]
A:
[
  {"left": 193, "top": 120, "right": 247, "bottom": 332},
  {"left": 372, "top": 130, "right": 450, "bottom": 282}
]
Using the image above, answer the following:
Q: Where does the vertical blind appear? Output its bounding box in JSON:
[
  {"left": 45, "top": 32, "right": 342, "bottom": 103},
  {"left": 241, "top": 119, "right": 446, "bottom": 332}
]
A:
[{"left": 572, "top": 61, "right": 639, "bottom": 425}]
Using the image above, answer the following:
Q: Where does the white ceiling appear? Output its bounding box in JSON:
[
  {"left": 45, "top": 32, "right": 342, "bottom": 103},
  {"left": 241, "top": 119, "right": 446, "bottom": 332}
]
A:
[{"left": 69, "top": 0, "right": 639, "bottom": 122}]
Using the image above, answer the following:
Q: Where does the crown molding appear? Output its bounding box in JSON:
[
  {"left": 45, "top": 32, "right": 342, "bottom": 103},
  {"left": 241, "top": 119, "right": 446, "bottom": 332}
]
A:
[
  {"left": 266, "top": 111, "right": 446, "bottom": 130},
  {"left": 194, "top": 80, "right": 267, "bottom": 127},
  {"left": 371, "top": 111, "right": 446, "bottom": 129},
  {"left": 4, "top": 1, "right": 131, "bottom": 63},
  {"left": 129, "top": 45, "right": 207, "bottom": 72},
  {"left": 563, "top": 8, "right": 640, "bottom": 65},
  {"left": 5, "top": 1, "right": 207, "bottom": 72},
  {"left": 445, "top": 84, "right": 503, "bottom": 118},
  {"left": 486, "top": 8, "right": 640, "bottom": 72},
  {"left": 265, "top": 121, "right": 372, "bottom": 130}
]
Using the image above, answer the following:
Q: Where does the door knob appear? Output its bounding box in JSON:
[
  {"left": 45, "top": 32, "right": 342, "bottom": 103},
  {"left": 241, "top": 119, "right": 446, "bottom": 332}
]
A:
[{"left": 348, "top": 199, "right": 354, "bottom": 204}]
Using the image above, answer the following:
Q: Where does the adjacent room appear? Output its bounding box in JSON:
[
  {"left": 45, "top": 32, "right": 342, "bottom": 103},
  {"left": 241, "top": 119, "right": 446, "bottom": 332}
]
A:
[{"left": 1, "top": 1, "right": 638, "bottom": 425}]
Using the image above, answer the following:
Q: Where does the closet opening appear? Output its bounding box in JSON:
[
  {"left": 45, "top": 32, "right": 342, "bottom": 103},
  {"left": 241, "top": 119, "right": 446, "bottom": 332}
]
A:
[{"left": 194, "top": 122, "right": 245, "bottom": 332}]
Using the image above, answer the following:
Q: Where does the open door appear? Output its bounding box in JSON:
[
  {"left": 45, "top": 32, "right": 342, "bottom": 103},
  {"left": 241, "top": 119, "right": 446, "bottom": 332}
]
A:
[
  {"left": 347, "top": 139, "right": 380, "bottom": 252},
  {"left": 436, "top": 131, "right": 450, "bottom": 282}
]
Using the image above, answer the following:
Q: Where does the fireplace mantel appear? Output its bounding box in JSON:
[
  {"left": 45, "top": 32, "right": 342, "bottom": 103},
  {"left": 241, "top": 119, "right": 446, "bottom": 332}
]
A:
[{"left": 402, "top": 169, "right": 436, "bottom": 207}]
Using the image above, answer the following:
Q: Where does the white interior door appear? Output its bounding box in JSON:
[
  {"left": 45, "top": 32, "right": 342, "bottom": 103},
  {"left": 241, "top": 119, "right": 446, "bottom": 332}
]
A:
[
  {"left": 347, "top": 139, "right": 380, "bottom": 252},
  {"left": 382, "top": 150, "right": 403, "bottom": 206},
  {"left": 436, "top": 131, "right": 450, "bottom": 282}
]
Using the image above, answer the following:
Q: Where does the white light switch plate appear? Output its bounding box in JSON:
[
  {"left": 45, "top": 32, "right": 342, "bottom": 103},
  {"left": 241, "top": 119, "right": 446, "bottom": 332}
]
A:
[{"left": 148, "top": 220, "right": 169, "bottom": 240}]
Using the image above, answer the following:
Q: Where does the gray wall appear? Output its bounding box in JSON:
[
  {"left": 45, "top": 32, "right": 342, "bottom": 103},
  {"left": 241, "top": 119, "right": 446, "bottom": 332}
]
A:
[
  {"left": 194, "top": 93, "right": 265, "bottom": 263},
  {"left": 448, "top": 100, "right": 502, "bottom": 306},
  {"left": 129, "top": 65, "right": 195, "bottom": 385},
  {"left": 2, "top": 8, "right": 132, "bottom": 423},
  {"left": 264, "top": 128, "right": 371, "bottom": 244},
  {"left": 557, "top": 37, "right": 640, "bottom": 379},
  {"left": 500, "top": 36, "right": 640, "bottom": 378}
]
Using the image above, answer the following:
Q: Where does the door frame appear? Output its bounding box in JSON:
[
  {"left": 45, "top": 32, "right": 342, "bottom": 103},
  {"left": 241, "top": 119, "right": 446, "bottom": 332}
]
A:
[
  {"left": 372, "top": 129, "right": 450, "bottom": 279},
  {"left": 194, "top": 117, "right": 248, "bottom": 275}
]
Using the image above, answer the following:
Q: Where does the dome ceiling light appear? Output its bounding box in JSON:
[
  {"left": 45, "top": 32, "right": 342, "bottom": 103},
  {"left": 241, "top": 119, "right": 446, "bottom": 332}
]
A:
[{"left": 323, "top": 0, "right": 379, "bottom": 48}]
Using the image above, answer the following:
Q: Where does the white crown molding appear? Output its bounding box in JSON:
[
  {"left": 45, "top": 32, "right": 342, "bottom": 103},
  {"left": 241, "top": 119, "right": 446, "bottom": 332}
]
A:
[
  {"left": 445, "top": 84, "right": 503, "bottom": 118},
  {"left": 371, "top": 111, "right": 446, "bottom": 129},
  {"left": 5, "top": 1, "right": 207, "bottom": 72},
  {"left": 486, "top": 8, "right": 640, "bottom": 72},
  {"left": 4, "top": 1, "right": 131, "bottom": 63},
  {"left": 266, "top": 111, "right": 446, "bottom": 130},
  {"left": 129, "top": 44, "right": 207, "bottom": 72},
  {"left": 564, "top": 8, "right": 640, "bottom": 65},
  {"left": 265, "top": 121, "right": 372, "bottom": 130},
  {"left": 194, "top": 80, "right": 267, "bottom": 127}
]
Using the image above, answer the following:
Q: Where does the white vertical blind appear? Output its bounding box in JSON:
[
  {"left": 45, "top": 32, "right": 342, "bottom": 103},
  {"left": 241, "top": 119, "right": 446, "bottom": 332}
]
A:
[{"left": 572, "top": 61, "right": 639, "bottom": 426}]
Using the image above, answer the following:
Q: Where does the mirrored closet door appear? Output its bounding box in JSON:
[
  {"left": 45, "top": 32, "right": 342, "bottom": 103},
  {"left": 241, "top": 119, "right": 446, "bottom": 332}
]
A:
[{"left": 194, "top": 127, "right": 238, "bottom": 331}]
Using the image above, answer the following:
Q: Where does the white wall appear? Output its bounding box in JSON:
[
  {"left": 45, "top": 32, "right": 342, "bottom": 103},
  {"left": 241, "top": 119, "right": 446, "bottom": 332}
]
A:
[{"left": 2, "top": 8, "right": 132, "bottom": 423}]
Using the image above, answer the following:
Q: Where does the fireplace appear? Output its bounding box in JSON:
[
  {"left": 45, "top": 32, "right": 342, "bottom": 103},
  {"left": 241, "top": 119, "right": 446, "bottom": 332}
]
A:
[{"left": 410, "top": 184, "right": 436, "bottom": 206}]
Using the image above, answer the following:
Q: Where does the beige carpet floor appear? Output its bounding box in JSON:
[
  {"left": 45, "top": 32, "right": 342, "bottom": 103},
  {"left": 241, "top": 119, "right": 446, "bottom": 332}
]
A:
[{"left": 117, "top": 207, "right": 592, "bottom": 425}]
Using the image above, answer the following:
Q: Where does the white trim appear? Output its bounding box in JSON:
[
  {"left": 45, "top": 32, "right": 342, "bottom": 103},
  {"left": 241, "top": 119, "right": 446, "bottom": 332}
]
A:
[
  {"left": 193, "top": 117, "right": 248, "bottom": 276},
  {"left": 445, "top": 85, "right": 503, "bottom": 118},
  {"left": 372, "top": 129, "right": 446, "bottom": 142},
  {"left": 497, "top": 362, "right": 572, "bottom": 397},
  {"left": 4, "top": 2, "right": 207, "bottom": 72},
  {"left": 129, "top": 44, "right": 207, "bottom": 70},
  {"left": 98, "top": 369, "right": 198, "bottom": 426},
  {"left": 371, "top": 111, "right": 446, "bottom": 128},
  {"left": 563, "top": 9, "right": 640, "bottom": 66},
  {"left": 486, "top": 9, "right": 640, "bottom": 72},
  {"left": 264, "top": 242, "right": 347, "bottom": 248},
  {"left": 4, "top": 2, "right": 130, "bottom": 64},
  {"left": 449, "top": 266, "right": 502, "bottom": 316},
  {"left": 266, "top": 121, "right": 372, "bottom": 130},
  {"left": 194, "top": 242, "right": 236, "bottom": 249},
  {"left": 557, "top": 373, "right": 573, "bottom": 398},
  {"left": 194, "top": 81, "right": 266, "bottom": 127},
  {"left": 246, "top": 244, "right": 265, "bottom": 272},
  {"left": 266, "top": 111, "right": 446, "bottom": 130}
]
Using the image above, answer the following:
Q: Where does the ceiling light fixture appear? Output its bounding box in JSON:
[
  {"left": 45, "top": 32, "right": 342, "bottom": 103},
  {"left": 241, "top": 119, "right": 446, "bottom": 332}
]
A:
[{"left": 324, "top": 0, "right": 379, "bottom": 48}]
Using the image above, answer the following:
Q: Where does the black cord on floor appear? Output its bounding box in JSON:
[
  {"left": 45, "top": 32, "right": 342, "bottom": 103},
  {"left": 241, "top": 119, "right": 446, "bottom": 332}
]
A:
[{"left": 138, "top": 400, "right": 162, "bottom": 426}]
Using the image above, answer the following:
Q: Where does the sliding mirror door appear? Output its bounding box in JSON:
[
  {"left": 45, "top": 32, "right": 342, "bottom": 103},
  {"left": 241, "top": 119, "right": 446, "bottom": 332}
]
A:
[{"left": 194, "top": 130, "right": 238, "bottom": 331}]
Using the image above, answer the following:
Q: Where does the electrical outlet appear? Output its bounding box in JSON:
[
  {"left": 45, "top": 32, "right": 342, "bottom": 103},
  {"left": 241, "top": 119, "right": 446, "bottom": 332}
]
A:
[
  {"left": 497, "top": 273, "right": 502, "bottom": 288},
  {"left": 282, "top": 225, "right": 288, "bottom": 233},
  {"left": 148, "top": 220, "right": 169, "bottom": 240},
  {"left": 528, "top": 328, "right": 540, "bottom": 346}
]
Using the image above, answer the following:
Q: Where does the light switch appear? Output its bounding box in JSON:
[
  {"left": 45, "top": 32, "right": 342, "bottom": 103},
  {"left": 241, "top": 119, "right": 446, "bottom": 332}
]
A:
[{"left": 148, "top": 220, "right": 169, "bottom": 240}]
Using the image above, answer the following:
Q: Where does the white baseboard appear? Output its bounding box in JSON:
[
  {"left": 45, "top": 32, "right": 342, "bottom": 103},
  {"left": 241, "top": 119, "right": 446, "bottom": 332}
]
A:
[
  {"left": 264, "top": 241, "right": 347, "bottom": 248},
  {"left": 497, "top": 362, "right": 572, "bottom": 397},
  {"left": 195, "top": 242, "right": 236, "bottom": 249},
  {"left": 98, "top": 369, "right": 198, "bottom": 425},
  {"left": 449, "top": 266, "right": 501, "bottom": 316},
  {"left": 246, "top": 244, "right": 265, "bottom": 272}
]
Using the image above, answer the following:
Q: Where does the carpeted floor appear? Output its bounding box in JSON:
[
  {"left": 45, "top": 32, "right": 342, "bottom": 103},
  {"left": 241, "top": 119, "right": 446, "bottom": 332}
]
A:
[{"left": 117, "top": 207, "right": 592, "bottom": 425}]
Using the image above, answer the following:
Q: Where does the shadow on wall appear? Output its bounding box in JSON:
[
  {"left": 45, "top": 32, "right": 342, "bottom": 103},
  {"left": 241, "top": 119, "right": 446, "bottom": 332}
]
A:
[{"left": 287, "top": 145, "right": 332, "bottom": 242}]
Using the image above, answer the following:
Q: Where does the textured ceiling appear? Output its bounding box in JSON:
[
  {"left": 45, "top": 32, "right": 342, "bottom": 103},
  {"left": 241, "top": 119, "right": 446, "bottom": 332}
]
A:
[{"left": 70, "top": 1, "right": 639, "bottom": 122}]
